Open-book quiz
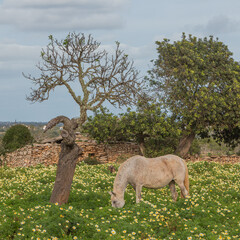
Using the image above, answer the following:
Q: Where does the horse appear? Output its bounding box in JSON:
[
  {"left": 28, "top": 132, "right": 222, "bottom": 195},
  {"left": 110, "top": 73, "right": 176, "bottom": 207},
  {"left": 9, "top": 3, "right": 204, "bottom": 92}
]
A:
[{"left": 109, "top": 154, "right": 189, "bottom": 208}]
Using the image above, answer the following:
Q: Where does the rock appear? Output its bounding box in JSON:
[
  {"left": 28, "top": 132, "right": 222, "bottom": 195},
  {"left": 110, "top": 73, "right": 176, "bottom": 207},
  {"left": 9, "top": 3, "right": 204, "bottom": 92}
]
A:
[{"left": 1, "top": 137, "right": 141, "bottom": 167}]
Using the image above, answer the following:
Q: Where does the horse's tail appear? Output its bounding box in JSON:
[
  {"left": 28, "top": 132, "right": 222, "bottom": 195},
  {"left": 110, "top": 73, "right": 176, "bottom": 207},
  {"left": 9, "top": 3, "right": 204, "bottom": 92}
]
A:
[{"left": 182, "top": 160, "right": 190, "bottom": 197}]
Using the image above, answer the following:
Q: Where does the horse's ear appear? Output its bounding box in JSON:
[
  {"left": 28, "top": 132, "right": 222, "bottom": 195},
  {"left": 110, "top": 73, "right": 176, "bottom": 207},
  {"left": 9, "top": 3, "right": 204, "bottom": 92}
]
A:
[{"left": 108, "top": 191, "right": 116, "bottom": 196}]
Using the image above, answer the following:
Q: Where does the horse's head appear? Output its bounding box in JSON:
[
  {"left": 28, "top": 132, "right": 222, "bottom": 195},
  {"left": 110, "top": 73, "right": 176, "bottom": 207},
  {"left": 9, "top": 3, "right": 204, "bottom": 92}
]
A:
[{"left": 109, "top": 191, "right": 125, "bottom": 208}]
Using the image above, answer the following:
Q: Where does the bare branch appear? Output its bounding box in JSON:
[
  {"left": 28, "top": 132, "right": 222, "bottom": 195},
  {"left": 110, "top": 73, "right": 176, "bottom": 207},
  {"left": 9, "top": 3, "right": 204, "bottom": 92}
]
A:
[
  {"left": 44, "top": 115, "right": 78, "bottom": 132},
  {"left": 24, "top": 32, "right": 142, "bottom": 124}
]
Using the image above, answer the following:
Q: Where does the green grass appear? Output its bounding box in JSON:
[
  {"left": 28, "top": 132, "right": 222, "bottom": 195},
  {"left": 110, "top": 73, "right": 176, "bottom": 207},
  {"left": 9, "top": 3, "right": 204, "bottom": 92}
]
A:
[{"left": 0, "top": 161, "right": 239, "bottom": 240}]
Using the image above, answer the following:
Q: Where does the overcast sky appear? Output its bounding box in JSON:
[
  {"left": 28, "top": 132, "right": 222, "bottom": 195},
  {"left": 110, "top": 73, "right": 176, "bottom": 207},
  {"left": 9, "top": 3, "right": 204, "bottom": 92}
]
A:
[{"left": 1, "top": 0, "right": 240, "bottom": 122}]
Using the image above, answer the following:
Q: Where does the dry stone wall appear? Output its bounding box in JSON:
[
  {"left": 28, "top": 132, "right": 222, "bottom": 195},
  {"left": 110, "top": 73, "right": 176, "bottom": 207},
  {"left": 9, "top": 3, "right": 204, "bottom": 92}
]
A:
[
  {"left": 2, "top": 132, "right": 240, "bottom": 167},
  {"left": 0, "top": 138, "right": 141, "bottom": 167},
  {"left": 0, "top": 144, "right": 60, "bottom": 167}
]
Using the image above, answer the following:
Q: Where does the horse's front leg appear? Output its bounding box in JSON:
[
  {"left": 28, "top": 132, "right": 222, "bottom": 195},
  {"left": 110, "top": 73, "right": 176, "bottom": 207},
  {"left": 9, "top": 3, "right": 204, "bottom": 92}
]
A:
[{"left": 135, "top": 185, "right": 142, "bottom": 203}]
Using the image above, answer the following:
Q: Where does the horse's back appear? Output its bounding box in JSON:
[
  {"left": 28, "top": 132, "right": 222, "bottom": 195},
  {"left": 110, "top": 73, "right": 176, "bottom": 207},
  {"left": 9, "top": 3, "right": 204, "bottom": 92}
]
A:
[
  {"left": 157, "top": 154, "right": 186, "bottom": 179},
  {"left": 119, "top": 154, "right": 185, "bottom": 188},
  {"left": 154, "top": 154, "right": 183, "bottom": 162},
  {"left": 129, "top": 154, "right": 186, "bottom": 188},
  {"left": 121, "top": 154, "right": 184, "bottom": 170}
]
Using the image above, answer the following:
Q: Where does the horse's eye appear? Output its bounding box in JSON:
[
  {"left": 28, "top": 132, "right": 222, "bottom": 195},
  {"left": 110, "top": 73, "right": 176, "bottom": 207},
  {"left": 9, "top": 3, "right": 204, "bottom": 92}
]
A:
[{"left": 113, "top": 201, "right": 116, "bottom": 204}]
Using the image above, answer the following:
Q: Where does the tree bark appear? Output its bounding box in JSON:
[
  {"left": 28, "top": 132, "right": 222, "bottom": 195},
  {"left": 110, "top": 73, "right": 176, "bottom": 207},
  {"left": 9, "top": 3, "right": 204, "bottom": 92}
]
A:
[
  {"left": 139, "top": 142, "right": 145, "bottom": 156},
  {"left": 175, "top": 132, "right": 195, "bottom": 158},
  {"left": 44, "top": 116, "right": 82, "bottom": 205},
  {"left": 79, "top": 109, "right": 87, "bottom": 126},
  {"left": 50, "top": 143, "right": 81, "bottom": 205},
  {"left": 137, "top": 135, "right": 146, "bottom": 156}
]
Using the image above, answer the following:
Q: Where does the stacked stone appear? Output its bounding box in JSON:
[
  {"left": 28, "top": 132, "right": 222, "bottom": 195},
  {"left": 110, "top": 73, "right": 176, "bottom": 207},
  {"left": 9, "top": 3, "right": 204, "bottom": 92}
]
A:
[{"left": 0, "top": 135, "right": 141, "bottom": 167}]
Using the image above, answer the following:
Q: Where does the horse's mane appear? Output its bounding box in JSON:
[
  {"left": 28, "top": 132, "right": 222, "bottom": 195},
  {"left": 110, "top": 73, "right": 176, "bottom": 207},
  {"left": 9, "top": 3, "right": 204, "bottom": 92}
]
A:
[{"left": 115, "top": 161, "right": 128, "bottom": 185}]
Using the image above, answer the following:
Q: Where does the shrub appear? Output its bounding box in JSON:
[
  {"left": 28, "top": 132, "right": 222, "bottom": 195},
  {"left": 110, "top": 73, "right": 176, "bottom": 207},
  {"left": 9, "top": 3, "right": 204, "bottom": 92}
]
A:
[
  {"left": 2, "top": 124, "right": 34, "bottom": 152},
  {"left": 83, "top": 156, "right": 101, "bottom": 165},
  {"left": 236, "top": 149, "right": 240, "bottom": 156},
  {"left": 189, "top": 139, "right": 201, "bottom": 156},
  {"left": 144, "top": 137, "right": 178, "bottom": 157},
  {"left": 0, "top": 137, "right": 5, "bottom": 155}
]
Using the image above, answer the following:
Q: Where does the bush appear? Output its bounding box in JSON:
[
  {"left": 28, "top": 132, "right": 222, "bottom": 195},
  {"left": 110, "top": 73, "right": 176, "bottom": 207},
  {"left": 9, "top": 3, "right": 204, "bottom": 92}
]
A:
[
  {"left": 83, "top": 156, "right": 101, "bottom": 165},
  {"left": 0, "top": 138, "right": 4, "bottom": 155},
  {"left": 2, "top": 124, "right": 34, "bottom": 152},
  {"left": 189, "top": 139, "right": 201, "bottom": 156},
  {"left": 142, "top": 135, "right": 179, "bottom": 158}
]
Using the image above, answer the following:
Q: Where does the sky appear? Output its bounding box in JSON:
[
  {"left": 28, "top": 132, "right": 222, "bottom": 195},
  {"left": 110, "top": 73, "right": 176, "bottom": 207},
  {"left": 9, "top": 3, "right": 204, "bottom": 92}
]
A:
[{"left": 1, "top": 0, "right": 240, "bottom": 122}]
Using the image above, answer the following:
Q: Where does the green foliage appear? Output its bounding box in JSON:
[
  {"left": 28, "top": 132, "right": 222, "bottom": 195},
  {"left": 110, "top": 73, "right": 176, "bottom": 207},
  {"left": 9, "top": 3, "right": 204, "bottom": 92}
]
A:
[
  {"left": 0, "top": 162, "right": 239, "bottom": 239},
  {"left": 148, "top": 33, "right": 240, "bottom": 140},
  {"left": 83, "top": 106, "right": 181, "bottom": 156},
  {"left": 121, "top": 105, "right": 179, "bottom": 141},
  {"left": 196, "top": 137, "right": 237, "bottom": 156},
  {"left": 213, "top": 125, "right": 240, "bottom": 148},
  {"left": 0, "top": 138, "right": 6, "bottom": 165},
  {"left": 83, "top": 156, "right": 101, "bottom": 165},
  {"left": 143, "top": 138, "right": 177, "bottom": 157},
  {"left": 82, "top": 108, "right": 123, "bottom": 143},
  {"left": 0, "top": 137, "right": 4, "bottom": 154},
  {"left": 120, "top": 105, "right": 181, "bottom": 156},
  {"left": 236, "top": 149, "right": 240, "bottom": 156},
  {"left": 188, "top": 139, "right": 201, "bottom": 155},
  {"left": 2, "top": 124, "right": 34, "bottom": 152}
]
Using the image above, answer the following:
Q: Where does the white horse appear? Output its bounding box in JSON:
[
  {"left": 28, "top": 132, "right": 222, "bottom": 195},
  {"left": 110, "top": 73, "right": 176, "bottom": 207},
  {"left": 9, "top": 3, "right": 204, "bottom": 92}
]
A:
[{"left": 109, "top": 154, "right": 189, "bottom": 208}]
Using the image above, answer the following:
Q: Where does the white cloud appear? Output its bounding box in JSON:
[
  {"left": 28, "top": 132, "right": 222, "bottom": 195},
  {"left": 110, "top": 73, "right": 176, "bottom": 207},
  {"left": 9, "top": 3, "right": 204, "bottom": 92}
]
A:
[
  {"left": 192, "top": 15, "right": 240, "bottom": 35},
  {"left": 0, "top": 43, "right": 41, "bottom": 73},
  {"left": 0, "top": 43, "right": 40, "bottom": 61},
  {"left": 0, "top": 40, "right": 153, "bottom": 75},
  {"left": 0, "top": 0, "right": 129, "bottom": 31},
  {"left": 2, "top": 0, "right": 126, "bottom": 9},
  {"left": 99, "top": 42, "right": 155, "bottom": 60}
]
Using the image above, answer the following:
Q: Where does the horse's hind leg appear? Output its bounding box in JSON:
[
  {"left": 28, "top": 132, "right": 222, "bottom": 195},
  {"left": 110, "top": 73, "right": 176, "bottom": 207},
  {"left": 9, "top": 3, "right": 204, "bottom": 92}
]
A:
[
  {"left": 175, "top": 179, "right": 189, "bottom": 198},
  {"left": 169, "top": 180, "right": 178, "bottom": 201},
  {"left": 135, "top": 185, "right": 142, "bottom": 203},
  {"left": 180, "top": 190, "right": 186, "bottom": 198}
]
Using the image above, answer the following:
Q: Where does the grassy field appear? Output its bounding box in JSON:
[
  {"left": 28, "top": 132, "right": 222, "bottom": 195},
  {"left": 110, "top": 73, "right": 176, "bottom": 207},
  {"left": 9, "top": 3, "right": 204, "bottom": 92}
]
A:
[{"left": 0, "top": 161, "right": 239, "bottom": 240}]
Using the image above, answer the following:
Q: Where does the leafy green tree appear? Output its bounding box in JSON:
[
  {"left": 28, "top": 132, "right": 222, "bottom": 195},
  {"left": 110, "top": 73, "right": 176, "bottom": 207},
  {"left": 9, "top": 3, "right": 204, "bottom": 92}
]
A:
[
  {"left": 2, "top": 125, "right": 34, "bottom": 152},
  {"left": 120, "top": 105, "right": 180, "bottom": 155},
  {"left": 24, "top": 32, "right": 141, "bottom": 125},
  {"left": 147, "top": 33, "right": 240, "bottom": 157},
  {"left": 82, "top": 108, "right": 123, "bottom": 143},
  {"left": 83, "top": 105, "right": 181, "bottom": 156}
]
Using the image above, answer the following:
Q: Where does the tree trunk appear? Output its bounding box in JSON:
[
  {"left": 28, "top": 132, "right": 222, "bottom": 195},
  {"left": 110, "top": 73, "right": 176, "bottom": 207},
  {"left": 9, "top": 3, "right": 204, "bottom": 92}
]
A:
[
  {"left": 79, "top": 109, "right": 87, "bottom": 125},
  {"left": 139, "top": 142, "right": 145, "bottom": 156},
  {"left": 77, "top": 109, "right": 87, "bottom": 132},
  {"left": 137, "top": 135, "right": 146, "bottom": 156},
  {"left": 175, "top": 132, "right": 195, "bottom": 158},
  {"left": 44, "top": 116, "right": 82, "bottom": 205},
  {"left": 50, "top": 143, "right": 80, "bottom": 205}
]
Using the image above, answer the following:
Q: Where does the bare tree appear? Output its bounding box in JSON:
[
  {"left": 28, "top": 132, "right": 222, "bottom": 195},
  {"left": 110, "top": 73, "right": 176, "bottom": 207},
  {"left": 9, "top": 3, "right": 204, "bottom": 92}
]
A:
[
  {"left": 24, "top": 32, "right": 141, "bottom": 125},
  {"left": 44, "top": 116, "right": 82, "bottom": 205}
]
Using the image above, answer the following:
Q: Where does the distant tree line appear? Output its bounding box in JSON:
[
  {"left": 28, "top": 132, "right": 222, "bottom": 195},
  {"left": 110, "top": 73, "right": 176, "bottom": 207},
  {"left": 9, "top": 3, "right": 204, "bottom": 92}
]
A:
[{"left": 0, "top": 122, "right": 47, "bottom": 127}]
